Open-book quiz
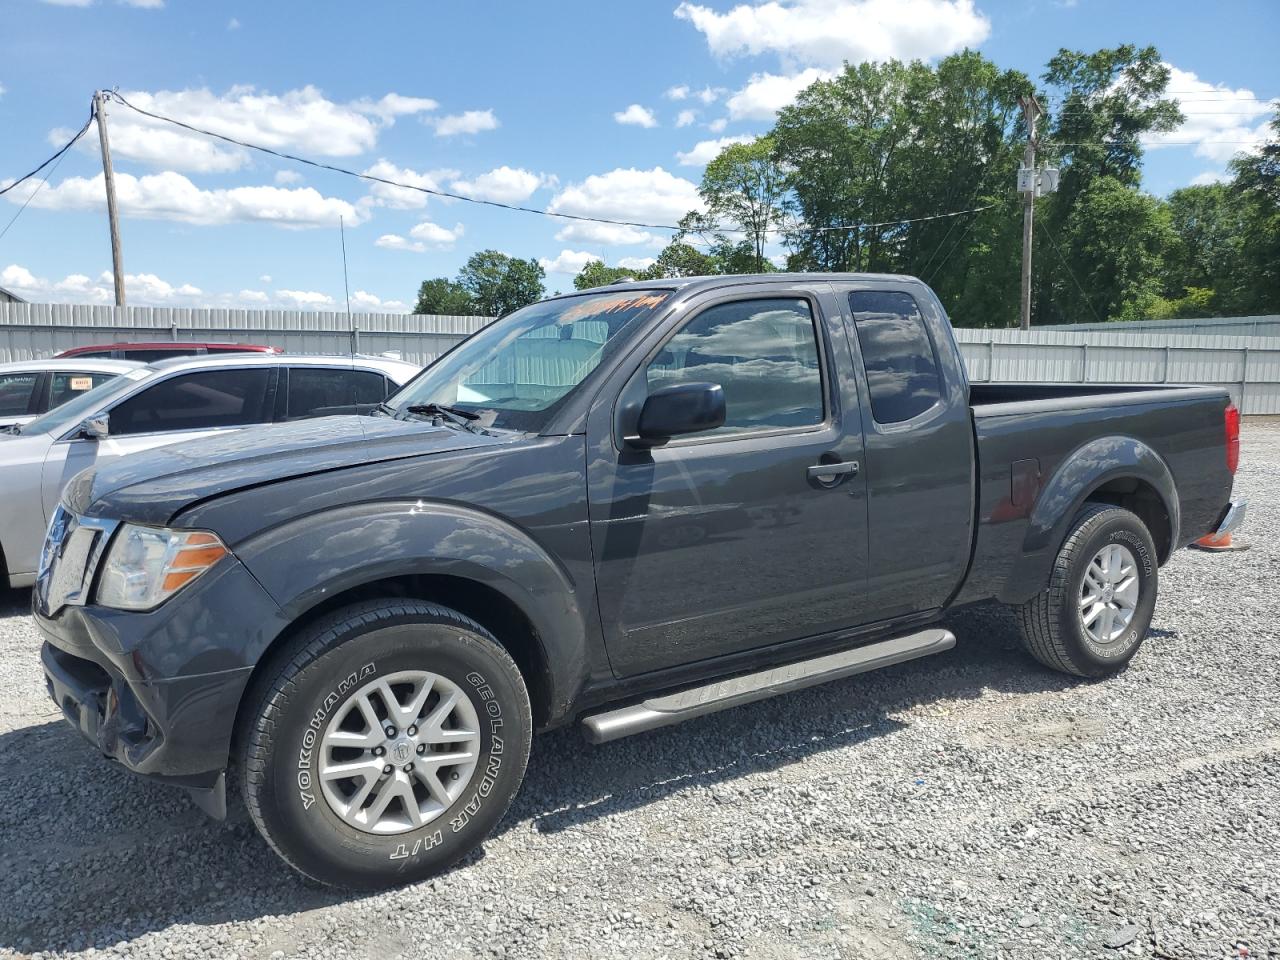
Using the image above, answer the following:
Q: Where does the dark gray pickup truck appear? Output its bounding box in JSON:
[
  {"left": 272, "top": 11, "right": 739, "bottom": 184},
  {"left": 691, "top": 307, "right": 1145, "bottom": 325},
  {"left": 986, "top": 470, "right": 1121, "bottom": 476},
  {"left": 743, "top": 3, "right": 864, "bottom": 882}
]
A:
[{"left": 34, "top": 274, "right": 1244, "bottom": 888}]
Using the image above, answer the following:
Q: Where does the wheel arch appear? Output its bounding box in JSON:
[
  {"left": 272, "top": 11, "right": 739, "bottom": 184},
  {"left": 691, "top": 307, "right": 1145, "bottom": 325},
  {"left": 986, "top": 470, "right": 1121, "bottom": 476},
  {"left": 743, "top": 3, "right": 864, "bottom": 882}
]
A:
[{"left": 999, "top": 435, "right": 1178, "bottom": 604}]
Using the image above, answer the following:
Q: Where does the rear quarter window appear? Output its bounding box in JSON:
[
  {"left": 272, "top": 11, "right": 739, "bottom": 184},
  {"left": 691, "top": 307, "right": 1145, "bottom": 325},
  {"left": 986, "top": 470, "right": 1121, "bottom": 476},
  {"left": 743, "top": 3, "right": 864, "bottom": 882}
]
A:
[{"left": 849, "top": 291, "right": 942, "bottom": 424}]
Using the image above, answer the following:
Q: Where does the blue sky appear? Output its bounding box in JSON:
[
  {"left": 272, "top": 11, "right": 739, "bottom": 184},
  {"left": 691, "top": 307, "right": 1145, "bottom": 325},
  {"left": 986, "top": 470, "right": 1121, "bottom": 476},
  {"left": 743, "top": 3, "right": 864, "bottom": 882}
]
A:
[{"left": 1, "top": 0, "right": 1276, "bottom": 311}]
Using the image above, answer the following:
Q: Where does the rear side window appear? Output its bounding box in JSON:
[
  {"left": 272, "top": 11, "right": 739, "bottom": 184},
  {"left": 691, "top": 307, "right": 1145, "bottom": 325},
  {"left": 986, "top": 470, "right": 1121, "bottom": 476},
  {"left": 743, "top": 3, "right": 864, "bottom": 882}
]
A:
[
  {"left": 0, "top": 372, "right": 38, "bottom": 417},
  {"left": 849, "top": 291, "right": 942, "bottom": 424},
  {"left": 109, "top": 368, "right": 273, "bottom": 435},
  {"left": 286, "top": 367, "right": 388, "bottom": 419},
  {"left": 49, "top": 371, "right": 119, "bottom": 409},
  {"left": 647, "top": 297, "right": 824, "bottom": 436}
]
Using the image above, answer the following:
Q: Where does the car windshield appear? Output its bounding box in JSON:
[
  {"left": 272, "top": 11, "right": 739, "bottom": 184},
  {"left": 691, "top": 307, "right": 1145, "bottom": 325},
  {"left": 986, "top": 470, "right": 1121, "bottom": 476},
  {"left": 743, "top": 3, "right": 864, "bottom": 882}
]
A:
[
  {"left": 18, "top": 367, "right": 152, "bottom": 436},
  {"left": 385, "top": 289, "right": 672, "bottom": 432}
]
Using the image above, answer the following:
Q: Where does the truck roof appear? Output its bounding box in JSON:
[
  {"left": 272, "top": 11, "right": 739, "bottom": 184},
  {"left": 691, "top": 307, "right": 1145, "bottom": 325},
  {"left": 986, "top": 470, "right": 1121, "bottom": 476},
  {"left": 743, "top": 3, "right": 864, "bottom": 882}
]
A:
[{"left": 558, "top": 272, "right": 922, "bottom": 300}]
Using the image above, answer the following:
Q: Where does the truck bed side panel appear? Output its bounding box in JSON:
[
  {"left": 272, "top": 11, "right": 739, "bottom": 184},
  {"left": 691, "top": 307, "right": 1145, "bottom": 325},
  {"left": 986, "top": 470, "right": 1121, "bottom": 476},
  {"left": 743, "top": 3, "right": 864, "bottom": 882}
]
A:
[{"left": 956, "top": 389, "right": 1233, "bottom": 607}]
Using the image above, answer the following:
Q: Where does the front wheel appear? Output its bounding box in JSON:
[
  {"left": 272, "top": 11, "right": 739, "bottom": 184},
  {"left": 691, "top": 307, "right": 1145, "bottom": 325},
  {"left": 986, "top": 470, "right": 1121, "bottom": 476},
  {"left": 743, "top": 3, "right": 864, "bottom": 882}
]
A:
[
  {"left": 238, "top": 600, "right": 532, "bottom": 889},
  {"left": 1015, "top": 504, "right": 1158, "bottom": 677}
]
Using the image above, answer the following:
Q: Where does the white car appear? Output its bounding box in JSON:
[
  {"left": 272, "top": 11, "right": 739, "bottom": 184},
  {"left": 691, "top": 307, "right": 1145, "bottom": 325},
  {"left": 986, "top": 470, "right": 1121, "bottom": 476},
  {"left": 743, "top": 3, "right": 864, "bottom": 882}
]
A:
[
  {"left": 0, "top": 352, "right": 421, "bottom": 588},
  {"left": 0, "top": 358, "right": 144, "bottom": 431}
]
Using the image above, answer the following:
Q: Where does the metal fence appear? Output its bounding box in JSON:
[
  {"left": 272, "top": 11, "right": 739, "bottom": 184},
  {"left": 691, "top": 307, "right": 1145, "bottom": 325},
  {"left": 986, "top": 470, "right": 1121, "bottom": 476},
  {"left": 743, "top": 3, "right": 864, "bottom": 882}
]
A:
[
  {"left": 1052, "top": 314, "right": 1280, "bottom": 338},
  {"left": 0, "top": 303, "right": 489, "bottom": 366},
  {"left": 3, "top": 302, "right": 1279, "bottom": 414},
  {"left": 953, "top": 327, "right": 1280, "bottom": 414}
]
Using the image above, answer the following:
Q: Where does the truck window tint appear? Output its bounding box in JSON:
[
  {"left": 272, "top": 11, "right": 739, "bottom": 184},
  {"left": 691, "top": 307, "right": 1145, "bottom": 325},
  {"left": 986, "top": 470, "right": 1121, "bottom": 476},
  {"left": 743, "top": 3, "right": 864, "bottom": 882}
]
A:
[
  {"left": 849, "top": 291, "right": 942, "bottom": 424},
  {"left": 108, "top": 369, "right": 273, "bottom": 435},
  {"left": 120, "top": 348, "right": 200, "bottom": 361},
  {"left": 49, "top": 371, "right": 119, "bottom": 409},
  {"left": 287, "top": 368, "right": 388, "bottom": 419},
  {"left": 0, "top": 372, "right": 38, "bottom": 416},
  {"left": 647, "top": 298, "right": 823, "bottom": 435}
]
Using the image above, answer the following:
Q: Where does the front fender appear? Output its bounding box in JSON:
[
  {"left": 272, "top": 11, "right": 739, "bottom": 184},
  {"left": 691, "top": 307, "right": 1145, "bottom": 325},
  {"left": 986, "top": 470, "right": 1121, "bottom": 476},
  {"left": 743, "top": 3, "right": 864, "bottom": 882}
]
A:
[
  {"left": 234, "top": 500, "right": 589, "bottom": 724},
  {"left": 999, "top": 435, "right": 1179, "bottom": 604}
]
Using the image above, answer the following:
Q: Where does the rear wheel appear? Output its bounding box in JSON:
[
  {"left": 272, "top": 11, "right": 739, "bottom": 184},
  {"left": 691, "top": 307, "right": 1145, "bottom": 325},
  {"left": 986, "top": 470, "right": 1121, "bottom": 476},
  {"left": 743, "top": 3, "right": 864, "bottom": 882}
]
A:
[
  {"left": 1015, "top": 504, "right": 1158, "bottom": 677},
  {"left": 238, "top": 599, "right": 531, "bottom": 889}
]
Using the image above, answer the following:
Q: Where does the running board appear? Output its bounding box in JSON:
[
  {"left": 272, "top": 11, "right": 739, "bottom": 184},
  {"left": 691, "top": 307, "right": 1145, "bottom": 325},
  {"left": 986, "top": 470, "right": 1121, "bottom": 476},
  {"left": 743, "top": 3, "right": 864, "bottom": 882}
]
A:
[{"left": 581, "top": 628, "right": 956, "bottom": 744}]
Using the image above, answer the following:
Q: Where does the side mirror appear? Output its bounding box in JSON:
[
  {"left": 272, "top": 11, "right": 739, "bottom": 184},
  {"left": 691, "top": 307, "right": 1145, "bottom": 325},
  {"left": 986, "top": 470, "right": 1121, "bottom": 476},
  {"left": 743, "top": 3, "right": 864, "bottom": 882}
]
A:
[
  {"left": 635, "top": 381, "right": 725, "bottom": 444},
  {"left": 78, "top": 414, "right": 109, "bottom": 441}
]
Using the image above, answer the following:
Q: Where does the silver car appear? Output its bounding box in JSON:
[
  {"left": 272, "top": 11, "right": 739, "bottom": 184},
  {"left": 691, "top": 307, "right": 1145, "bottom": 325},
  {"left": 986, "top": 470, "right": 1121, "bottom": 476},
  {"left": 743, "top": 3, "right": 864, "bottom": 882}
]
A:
[
  {"left": 0, "top": 358, "right": 144, "bottom": 430},
  {"left": 1, "top": 353, "right": 420, "bottom": 588}
]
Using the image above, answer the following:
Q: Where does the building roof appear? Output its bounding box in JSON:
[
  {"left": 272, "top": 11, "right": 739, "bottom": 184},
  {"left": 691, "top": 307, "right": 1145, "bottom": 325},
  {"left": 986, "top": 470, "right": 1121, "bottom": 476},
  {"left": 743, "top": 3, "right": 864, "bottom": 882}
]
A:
[{"left": 0, "top": 285, "right": 27, "bottom": 303}]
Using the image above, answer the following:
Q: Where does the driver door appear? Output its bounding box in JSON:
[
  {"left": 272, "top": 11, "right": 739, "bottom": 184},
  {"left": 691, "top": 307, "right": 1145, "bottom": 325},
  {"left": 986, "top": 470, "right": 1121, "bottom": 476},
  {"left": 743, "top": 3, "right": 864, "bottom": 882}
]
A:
[{"left": 586, "top": 286, "right": 870, "bottom": 678}]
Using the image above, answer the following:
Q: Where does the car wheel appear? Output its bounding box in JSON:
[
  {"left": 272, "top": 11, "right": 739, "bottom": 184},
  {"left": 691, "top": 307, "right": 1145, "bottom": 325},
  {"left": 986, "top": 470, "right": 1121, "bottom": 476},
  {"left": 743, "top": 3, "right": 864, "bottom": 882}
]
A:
[
  {"left": 1015, "top": 504, "right": 1158, "bottom": 678},
  {"left": 238, "top": 599, "right": 531, "bottom": 889}
]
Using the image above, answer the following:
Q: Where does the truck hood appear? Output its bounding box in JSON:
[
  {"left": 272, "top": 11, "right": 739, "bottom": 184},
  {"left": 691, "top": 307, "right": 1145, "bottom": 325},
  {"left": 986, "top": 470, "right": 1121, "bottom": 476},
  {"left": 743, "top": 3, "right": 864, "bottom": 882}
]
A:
[{"left": 65, "top": 415, "right": 513, "bottom": 525}]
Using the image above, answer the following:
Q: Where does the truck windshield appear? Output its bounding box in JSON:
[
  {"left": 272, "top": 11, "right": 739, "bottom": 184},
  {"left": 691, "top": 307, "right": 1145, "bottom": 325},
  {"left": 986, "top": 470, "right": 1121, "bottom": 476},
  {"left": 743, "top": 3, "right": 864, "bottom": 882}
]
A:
[{"left": 385, "top": 289, "right": 671, "bottom": 432}]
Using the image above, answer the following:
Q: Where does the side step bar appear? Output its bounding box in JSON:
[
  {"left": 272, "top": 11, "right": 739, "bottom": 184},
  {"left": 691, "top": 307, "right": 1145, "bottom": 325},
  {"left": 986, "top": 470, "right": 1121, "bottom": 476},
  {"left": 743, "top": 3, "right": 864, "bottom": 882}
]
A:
[{"left": 581, "top": 627, "right": 956, "bottom": 744}]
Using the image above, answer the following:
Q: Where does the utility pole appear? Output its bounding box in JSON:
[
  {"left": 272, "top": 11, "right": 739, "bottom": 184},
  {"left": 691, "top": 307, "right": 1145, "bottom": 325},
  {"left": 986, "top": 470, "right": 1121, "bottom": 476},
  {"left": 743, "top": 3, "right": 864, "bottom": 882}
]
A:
[
  {"left": 1017, "top": 94, "right": 1042, "bottom": 330},
  {"left": 94, "top": 90, "right": 126, "bottom": 307}
]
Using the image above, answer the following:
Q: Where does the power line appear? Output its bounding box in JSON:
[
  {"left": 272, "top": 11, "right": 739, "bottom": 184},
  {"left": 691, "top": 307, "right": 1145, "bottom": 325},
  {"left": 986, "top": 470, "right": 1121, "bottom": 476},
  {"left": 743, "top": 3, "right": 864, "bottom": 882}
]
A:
[
  {"left": 0, "top": 107, "right": 94, "bottom": 198},
  {"left": 1035, "top": 216, "right": 1105, "bottom": 325},
  {"left": 0, "top": 128, "right": 76, "bottom": 243},
  {"left": 106, "top": 90, "right": 1003, "bottom": 240}
]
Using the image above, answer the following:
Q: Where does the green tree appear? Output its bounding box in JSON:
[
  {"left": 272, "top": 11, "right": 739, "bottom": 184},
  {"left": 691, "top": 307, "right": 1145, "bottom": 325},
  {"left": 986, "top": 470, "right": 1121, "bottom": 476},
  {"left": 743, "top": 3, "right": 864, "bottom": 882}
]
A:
[
  {"left": 646, "top": 238, "right": 717, "bottom": 278},
  {"left": 1226, "top": 114, "right": 1280, "bottom": 314},
  {"left": 413, "top": 277, "right": 477, "bottom": 315},
  {"left": 458, "top": 250, "right": 546, "bottom": 317},
  {"left": 1034, "top": 45, "right": 1183, "bottom": 323},
  {"left": 699, "top": 137, "right": 787, "bottom": 271},
  {"left": 573, "top": 260, "right": 641, "bottom": 290}
]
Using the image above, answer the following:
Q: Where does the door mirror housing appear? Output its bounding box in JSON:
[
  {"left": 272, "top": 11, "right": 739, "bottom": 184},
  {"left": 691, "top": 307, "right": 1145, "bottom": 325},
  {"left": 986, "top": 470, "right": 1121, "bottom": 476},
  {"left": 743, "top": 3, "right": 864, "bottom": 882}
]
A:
[
  {"left": 635, "top": 381, "right": 726, "bottom": 444},
  {"left": 78, "top": 414, "right": 109, "bottom": 440}
]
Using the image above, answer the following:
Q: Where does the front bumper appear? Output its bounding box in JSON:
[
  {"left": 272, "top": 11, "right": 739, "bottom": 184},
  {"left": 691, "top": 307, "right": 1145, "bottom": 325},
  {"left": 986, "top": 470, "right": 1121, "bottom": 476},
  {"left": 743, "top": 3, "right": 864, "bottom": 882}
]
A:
[{"left": 35, "top": 551, "right": 288, "bottom": 813}]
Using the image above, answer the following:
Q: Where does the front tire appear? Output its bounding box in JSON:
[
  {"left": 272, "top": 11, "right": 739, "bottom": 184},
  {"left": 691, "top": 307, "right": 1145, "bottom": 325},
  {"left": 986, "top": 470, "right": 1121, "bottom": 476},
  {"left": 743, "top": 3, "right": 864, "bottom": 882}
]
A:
[
  {"left": 1015, "top": 504, "right": 1158, "bottom": 678},
  {"left": 238, "top": 600, "right": 531, "bottom": 889}
]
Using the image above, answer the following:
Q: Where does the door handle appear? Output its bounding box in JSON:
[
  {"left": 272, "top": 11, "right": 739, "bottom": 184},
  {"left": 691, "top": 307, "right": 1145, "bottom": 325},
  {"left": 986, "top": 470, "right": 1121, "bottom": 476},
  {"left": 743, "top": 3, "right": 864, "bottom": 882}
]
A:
[{"left": 807, "top": 460, "right": 859, "bottom": 481}]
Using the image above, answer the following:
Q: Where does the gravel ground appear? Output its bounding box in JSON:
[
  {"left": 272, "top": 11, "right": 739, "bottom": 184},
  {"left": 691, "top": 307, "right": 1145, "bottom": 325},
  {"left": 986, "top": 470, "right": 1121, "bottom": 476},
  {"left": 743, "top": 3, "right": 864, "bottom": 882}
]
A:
[{"left": 2, "top": 424, "right": 1277, "bottom": 960}]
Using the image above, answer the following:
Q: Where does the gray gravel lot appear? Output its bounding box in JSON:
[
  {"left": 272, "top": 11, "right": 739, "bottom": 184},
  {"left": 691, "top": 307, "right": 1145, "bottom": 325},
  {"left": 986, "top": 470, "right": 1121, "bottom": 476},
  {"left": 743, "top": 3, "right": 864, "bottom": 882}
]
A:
[{"left": 2, "top": 423, "right": 1278, "bottom": 960}]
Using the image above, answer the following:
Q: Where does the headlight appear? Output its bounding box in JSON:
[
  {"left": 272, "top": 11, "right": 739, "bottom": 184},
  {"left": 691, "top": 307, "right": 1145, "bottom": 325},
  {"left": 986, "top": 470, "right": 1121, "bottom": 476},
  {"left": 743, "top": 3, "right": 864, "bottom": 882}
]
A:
[{"left": 96, "top": 524, "right": 229, "bottom": 610}]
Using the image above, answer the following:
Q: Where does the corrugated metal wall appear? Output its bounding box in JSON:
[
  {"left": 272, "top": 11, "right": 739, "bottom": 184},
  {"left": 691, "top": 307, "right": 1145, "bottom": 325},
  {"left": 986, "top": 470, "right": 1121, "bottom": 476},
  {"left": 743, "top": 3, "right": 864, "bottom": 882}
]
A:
[
  {"left": 953, "top": 328, "right": 1280, "bottom": 414},
  {"left": 0, "top": 303, "right": 490, "bottom": 366},
  {"left": 3, "top": 303, "right": 1279, "bottom": 413},
  {"left": 1052, "top": 314, "right": 1280, "bottom": 337}
]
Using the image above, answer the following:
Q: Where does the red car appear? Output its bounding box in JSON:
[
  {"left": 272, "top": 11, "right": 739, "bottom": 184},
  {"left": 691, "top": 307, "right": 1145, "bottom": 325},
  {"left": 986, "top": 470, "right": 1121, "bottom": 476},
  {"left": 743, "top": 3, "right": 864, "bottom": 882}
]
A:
[{"left": 55, "top": 341, "right": 282, "bottom": 362}]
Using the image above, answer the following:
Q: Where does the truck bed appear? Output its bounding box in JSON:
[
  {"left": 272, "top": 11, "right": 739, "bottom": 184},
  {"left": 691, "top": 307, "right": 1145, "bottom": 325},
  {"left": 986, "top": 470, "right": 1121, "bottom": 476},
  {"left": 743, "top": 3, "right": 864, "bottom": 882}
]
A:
[{"left": 957, "top": 381, "right": 1235, "bottom": 608}]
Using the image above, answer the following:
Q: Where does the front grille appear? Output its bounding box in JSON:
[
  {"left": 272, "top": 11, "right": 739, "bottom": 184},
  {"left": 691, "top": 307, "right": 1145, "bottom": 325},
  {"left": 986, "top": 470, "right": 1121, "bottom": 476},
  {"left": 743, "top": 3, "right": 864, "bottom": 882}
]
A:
[{"left": 35, "top": 507, "right": 117, "bottom": 616}]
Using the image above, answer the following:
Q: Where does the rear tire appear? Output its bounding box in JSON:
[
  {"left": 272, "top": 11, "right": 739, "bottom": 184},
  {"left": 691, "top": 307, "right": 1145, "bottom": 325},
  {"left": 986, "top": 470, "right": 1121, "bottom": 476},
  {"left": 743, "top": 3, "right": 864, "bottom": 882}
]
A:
[
  {"left": 1015, "top": 504, "right": 1158, "bottom": 678},
  {"left": 238, "top": 599, "right": 531, "bottom": 889}
]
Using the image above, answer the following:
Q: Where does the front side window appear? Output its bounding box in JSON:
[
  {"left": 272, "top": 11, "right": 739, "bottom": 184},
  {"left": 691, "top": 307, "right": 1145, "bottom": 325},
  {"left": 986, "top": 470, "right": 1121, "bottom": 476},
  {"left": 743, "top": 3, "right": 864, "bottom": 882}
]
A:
[
  {"left": 286, "top": 368, "right": 388, "bottom": 419},
  {"left": 646, "top": 297, "right": 824, "bottom": 436},
  {"left": 0, "top": 372, "right": 38, "bottom": 417},
  {"left": 49, "top": 371, "right": 120, "bottom": 409},
  {"left": 849, "top": 291, "right": 942, "bottom": 424},
  {"left": 388, "top": 289, "right": 671, "bottom": 432},
  {"left": 108, "top": 368, "right": 273, "bottom": 435}
]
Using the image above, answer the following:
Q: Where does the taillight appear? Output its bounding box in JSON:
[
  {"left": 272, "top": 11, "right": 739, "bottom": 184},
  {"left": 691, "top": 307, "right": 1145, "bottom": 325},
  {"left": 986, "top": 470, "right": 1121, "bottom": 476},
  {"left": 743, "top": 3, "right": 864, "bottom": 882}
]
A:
[{"left": 1225, "top": 403, "right": 1240, "bottom": 474}]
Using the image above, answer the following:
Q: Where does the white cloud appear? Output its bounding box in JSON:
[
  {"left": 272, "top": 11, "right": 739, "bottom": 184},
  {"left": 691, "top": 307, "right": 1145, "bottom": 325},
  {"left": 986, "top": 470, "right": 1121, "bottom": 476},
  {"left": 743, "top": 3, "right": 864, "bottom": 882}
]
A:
[
  {"left": 676, "top": 135, "right": 755, "bottom": 166},
  {"left": 726, "top": 67, "right": 833, "bottom": 119},
  {"left": 618, "top": 256, "right": 657, "bottom": 271},
  {"left": 0, "top": 83, "right": 6, "bottom": 99},
  {"left": 1190, "top": 171, "right": 1228, "bottom": 186},
  {"left": 361, "top": 159, "right": 459, "bottom": 209},
  {"left": 554, "top": 221, "right": 666, "bottom": 248},
  {"left": 539, "top": 250, "right": 602, "bottom": 276},
  {"left": 240, "top": 289, "right": 268, "bottom": 302},
  {"left": 697, "top": 86, "right": 725, "bottom": 105},
  {"left": 79, "top": 86, "right": 437, "bottom": 174},
  {"left": 614, "top": 104, "right": 659, "bottom": 128},
  {"left": 707, "top": 117, "right": 728, "bottom": 132},
  {"left": 547, "top": 167, "right": 703, "bottom": 227},
  {"left": 41, "top": 0, "right": 94, "bottom": 6},
  {"left": 676, "top": 109, "right": 698, "bottom": 128},
  {"left": 449, "top": 166, "right": 555, "bottom": 203},
  {"left": 433, "top": 109, "right": 499, "bottom": 136},
  {"left": 274, "top": 169, "right": 302, "bottom": 185},
  {"left": 349, "top": 290, "right": 410, "bottom": 313},
  {"left": 278, "top": 289, "right": 334, "bottom": 307},
  {"left": 675, "top": 0, "right": 990, "bottom": 68},
  {"left": 4, "top": 170, "right": 364, "bottom": 228},
  {"left": 1144, "top": 65, "right": 1277, "bottom": 166},
  {"left": 666, "top": 85, "right": 691, "bottom": 101},
  {"left": 227, "top": 17, "right": 239, "bottom": 29},
  {"left": 375, "top": 220, "right": 464, "bottom": 252},
  {"left": 259, "top": 274, "right": 272, "bottom": 283},
  {"left": 121, "top": 0, "right": 164, "bottom": 7}
]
